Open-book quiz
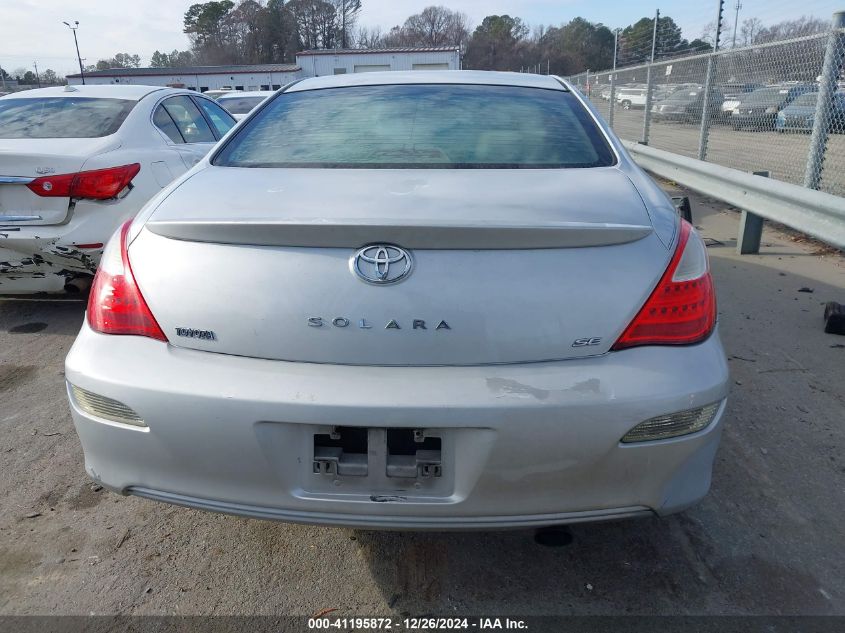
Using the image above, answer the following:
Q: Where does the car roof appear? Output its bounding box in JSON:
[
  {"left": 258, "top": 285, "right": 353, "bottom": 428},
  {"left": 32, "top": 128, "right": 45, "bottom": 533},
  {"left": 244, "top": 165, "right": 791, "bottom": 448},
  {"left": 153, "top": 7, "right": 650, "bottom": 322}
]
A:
[
  {"left": 0, "top": 84, "right": 172, "bottom": 101},
  {"left": 286, "top": 70, "right": 567, "bottom": 93},
  {"left": 218, "top": 90, "right": 275, "bottom": 99}
]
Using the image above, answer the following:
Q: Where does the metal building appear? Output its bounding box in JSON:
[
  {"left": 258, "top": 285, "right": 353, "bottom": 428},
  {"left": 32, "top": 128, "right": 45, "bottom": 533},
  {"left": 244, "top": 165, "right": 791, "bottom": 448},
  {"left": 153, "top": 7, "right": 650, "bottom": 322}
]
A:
[
  {"left": 65, "top": 47, "right": 461, "bottom": 91},
  {"left": 294, "top": 46, "right": 460, "bottom": 76},
  {"left": 65, "top": 64, "right": 301, "bottom": 91}
]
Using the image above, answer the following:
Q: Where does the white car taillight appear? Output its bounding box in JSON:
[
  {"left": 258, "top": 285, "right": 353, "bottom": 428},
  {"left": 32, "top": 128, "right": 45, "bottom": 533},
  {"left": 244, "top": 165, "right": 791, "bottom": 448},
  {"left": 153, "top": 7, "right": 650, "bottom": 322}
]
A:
[
  {"left": 612, "top": 220, "right": 716, "bottom": 350},
  {"left": 621, "top": 402, "right": 721, "bottom": 443},
  {"left": 87, "top": 220, "right": 167, "bottom": 341},
  {"left": 69, "top": 384, "right": 146, "bottom": 427}
]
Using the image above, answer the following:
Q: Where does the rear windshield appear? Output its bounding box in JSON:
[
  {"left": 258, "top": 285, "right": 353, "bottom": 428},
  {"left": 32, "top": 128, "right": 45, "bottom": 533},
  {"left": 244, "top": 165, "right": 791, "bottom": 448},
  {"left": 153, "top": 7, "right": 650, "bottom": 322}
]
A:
[
  {"left": 0, "top": 97, "right": 136, "bottom": 139},
  {"left": 213, "top": 84, "right": 615, "bottom": 169},
  {"left": 218, "top": 96, "right": 267, "bottom": 114},
  {"left": 742, "top": 88, "right": 791, "bottom": 104}
]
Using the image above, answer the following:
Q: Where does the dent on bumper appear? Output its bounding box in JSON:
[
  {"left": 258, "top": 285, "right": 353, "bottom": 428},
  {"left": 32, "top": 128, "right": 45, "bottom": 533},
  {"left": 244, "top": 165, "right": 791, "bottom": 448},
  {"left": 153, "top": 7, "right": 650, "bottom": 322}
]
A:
[
  {"left": 0, "top": 202, "right": 125, "bottom": 293},
  {"left": 66, "top": 323, "right": 730, "bottom": 527}
]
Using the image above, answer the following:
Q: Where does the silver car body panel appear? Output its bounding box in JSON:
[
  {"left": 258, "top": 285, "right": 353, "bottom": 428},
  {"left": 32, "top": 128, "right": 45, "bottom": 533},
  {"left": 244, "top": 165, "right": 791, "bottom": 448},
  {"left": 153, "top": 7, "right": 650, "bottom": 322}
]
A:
[
  {"left": 66, "top": 322, "right": 728, "bottom": 529},
  {"left": 66, "top": 71, "right": 729, "bottom": 527}
]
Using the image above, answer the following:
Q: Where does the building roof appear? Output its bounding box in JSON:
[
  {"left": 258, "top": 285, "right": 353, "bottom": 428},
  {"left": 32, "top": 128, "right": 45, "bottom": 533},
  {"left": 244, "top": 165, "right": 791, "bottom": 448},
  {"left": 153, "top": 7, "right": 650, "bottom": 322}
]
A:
[
  {"left": 66, "top": 64, "right": 300, "bottom": 79},
  {"left": 296, "top": 46, "right": 460, "bottom": 56}
]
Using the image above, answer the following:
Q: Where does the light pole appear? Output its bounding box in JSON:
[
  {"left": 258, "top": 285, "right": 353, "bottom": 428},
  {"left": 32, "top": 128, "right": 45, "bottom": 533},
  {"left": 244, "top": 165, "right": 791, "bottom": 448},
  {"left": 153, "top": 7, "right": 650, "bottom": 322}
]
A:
[
  {"left": 731, "top": 0, "right": 742, "bottom": 48},
  {"left": 63, "top": 21, "right": 85, "bottom": 84},
  {"left": 732, "top": 1, "right": 742, "bottom": 48}
]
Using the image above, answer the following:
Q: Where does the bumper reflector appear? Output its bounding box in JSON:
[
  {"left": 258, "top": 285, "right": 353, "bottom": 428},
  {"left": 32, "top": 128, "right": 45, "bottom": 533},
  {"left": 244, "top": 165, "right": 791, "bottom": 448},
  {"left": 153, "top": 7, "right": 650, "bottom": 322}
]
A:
[
  {"left": 621, "top": 402, "right": 720, "bottom": 443},
  {"left": 70, "top": 384, "right": 146, "bottom": 427}
]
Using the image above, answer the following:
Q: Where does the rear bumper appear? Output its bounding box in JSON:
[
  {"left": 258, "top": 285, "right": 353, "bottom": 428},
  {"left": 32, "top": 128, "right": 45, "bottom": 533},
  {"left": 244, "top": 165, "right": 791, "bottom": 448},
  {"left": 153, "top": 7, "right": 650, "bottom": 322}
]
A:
[
  {"left": 732, "top": 114, "right": 776, "bottom": 129},
  {"left": 65, "top": 323, "right": 730, "bottom": 529},
  {"left": 651, "top": 111, "right": 692, "bottom": 123},
  {"left": 0, "top": 200, "right": 130, "bottom": 294}
]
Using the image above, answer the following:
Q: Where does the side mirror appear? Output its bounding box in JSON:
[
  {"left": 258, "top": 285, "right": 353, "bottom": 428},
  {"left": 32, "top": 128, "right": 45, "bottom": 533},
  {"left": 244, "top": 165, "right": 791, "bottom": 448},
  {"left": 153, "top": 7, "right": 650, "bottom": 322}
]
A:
[{"left": 671, "top": 196, "right": 693, "bottom": 223}]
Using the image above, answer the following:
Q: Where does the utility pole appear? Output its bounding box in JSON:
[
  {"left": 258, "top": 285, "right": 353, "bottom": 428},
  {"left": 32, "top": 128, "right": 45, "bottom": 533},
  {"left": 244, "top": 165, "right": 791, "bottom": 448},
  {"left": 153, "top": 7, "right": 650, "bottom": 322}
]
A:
[
  {"left": 63, "top": 21, "right": 85, "bottom": 85},
  {"left": 33, "top": 61, "right": 41, "bottom": 88},
  {"left": 641, "top": 9, "right": 660, "bottom": 144},
  {"left": 732, "top": 1, "right": 742, "bottom": 48}
]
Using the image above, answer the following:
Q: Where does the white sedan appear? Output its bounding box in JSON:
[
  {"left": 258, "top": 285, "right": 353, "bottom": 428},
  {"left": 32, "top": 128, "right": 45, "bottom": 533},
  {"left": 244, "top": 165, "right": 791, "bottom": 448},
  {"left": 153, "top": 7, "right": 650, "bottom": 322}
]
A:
[
  {"left": 0, "top": 85, "right": 235, "bottom": 294},
  {"left": 217, "top": 90, "right": 275, "bottom": 120}
]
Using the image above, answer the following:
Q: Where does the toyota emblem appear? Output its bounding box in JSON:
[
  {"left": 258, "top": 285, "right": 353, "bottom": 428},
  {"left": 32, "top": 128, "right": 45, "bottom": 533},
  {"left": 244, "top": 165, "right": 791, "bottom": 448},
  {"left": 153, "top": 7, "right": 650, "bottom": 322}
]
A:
[{"left": 350, "top": 244, "right": 413, "bottom": 285}]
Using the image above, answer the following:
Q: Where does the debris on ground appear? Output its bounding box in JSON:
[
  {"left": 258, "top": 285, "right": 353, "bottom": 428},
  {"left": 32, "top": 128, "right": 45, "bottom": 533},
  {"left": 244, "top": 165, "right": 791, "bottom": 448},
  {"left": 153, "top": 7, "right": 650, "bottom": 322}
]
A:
[
  {"left": 798, "top": 287, "right": 815, "bottom": 293},
  {"left": 824, "top": 302, "right": 845, "bottom": 335},
  {"left": 115, "top": 528, "right": 130, "bottom": 550}
]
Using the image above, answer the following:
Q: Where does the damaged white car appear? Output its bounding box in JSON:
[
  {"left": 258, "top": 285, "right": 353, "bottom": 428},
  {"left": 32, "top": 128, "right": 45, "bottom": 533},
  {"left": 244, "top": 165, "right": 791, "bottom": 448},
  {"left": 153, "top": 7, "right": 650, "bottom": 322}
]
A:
[{"left": 0, "top": 85, "right": 235, "bottom": 294}]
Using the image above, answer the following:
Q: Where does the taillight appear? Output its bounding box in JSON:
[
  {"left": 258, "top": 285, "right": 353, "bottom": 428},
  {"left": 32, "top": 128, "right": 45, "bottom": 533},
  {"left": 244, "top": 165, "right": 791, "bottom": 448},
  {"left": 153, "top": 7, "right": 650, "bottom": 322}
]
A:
[
  {"left": 612, "top": 221, "right": 716, "bottom": 350},
  {"left": 27, "top": 163, "right": 140, "bottom": 200},
  {"left": 87, "top": 220, "right": 166, "bottom": 341}
]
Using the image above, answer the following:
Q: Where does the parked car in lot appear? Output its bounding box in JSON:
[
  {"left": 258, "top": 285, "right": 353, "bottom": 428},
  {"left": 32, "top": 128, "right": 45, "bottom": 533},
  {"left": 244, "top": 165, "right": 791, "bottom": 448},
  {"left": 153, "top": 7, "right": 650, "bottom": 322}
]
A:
[
  {"left": 651, "top": 86, "right": 724, "bottom": 124},
  {"left": 775, "top": 91, "right": 845, "bottom": 133},
  {"left": 0, "top": 85, "right": 235, "bottom": 294},
  {"left": 616, "top": 87, "right": 648, "bottom": 109},
  {"left": 66, "top": 71, "right": 729, "bottom": 530},
  {"left": 202, "top": 89, "right": 235, "bottom": 100},
  {"left": 731, "top": 84, "right": 815, "bottom": 130},
  {"left": 718, "top": 82, "right": 764, "bottom": 121},
  {"left": 217, "top": 90, "right": 275, "bottom": 120}
]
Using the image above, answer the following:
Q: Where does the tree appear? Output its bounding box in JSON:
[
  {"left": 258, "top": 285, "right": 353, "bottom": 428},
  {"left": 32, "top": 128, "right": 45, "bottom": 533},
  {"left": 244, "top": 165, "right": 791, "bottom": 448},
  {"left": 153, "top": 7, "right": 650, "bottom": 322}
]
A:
[
  {"left": 383, "top": 6, "right": 470, "bottom": 48},
  {"left": 463, "top": 15, "right": 529, "bottom": 71},
  {"left": 754, "top": 16, "right": 828, "bottom": 43},
  {"left": 333, "top": 0, "right": 362, "bottom": 48},
  {"left": 618, "top": 15, "right": 687, "bottom": 65},
  {"left": 740, "top": 17, "right": 763, "bottom": 46},
  {"left": 354, "top": 25, "right": 383, "bottom": 48},
  {"left": 94, "top": 53, "right": 141, "bottom": 70},
  {"left": 287, "top": 0, "right": 338, "bottom": 50},
  {"left": 184, "top": 1, "right": 236, "bottom": 47},
  {"left": 151, "top": 50, "right": 195, "bottom": 67},
  {"left": 19, "top": 70, "right": 38, "bottom": 85},
  {"left": 42, "top": 69, "right": 59, "bottom": 84},
  {"left": 535, "top": 17, "right": 614, "bottom": 76}
]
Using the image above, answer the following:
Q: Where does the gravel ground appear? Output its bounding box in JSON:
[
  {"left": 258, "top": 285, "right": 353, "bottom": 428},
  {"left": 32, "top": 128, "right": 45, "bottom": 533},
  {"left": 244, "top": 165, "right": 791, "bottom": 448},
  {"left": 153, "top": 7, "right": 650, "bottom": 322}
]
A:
[{"left": 0, "top": 187, "right": 843, "bottom": 617}]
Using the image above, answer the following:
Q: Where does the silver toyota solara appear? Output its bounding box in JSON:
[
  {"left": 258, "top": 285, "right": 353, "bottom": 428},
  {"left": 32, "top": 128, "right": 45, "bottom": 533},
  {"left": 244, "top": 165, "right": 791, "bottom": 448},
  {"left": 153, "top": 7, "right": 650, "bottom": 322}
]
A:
[{"left": 65, "top": 71, "right": 729, "bottom": 530}]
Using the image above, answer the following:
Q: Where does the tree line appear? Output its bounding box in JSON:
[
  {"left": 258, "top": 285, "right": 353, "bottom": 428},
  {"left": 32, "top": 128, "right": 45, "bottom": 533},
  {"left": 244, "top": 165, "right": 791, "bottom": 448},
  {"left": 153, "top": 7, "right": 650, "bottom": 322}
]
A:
[{"left": 8, "top": 2, "right": 829, "bottom": 85}]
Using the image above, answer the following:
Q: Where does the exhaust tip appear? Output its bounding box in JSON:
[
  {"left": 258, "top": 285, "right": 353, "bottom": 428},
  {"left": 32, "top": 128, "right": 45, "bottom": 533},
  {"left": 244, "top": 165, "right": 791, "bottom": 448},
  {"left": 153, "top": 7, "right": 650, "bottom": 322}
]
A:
[
  {"left": 534, "top": 526, "right": 574, "bottom": 547},
  {"left": 64, "top": 276, "right": 93, "bottom": 294}
]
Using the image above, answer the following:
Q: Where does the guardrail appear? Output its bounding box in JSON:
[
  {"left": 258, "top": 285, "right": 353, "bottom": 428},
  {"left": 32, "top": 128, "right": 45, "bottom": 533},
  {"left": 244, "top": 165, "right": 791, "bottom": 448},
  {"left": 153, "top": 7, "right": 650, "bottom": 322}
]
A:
[{"left": 623, "top": 140, "right": 845, "bottom": 252}]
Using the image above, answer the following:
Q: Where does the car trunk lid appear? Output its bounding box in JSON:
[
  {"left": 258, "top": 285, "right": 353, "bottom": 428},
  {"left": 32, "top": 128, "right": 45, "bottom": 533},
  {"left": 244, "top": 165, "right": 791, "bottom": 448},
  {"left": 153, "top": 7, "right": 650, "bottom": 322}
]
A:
[
  {"left": 131, "top": 166, "right": 672, "bottom": 366},
  {"left": 0, "top": 137, "right": 119, "bottom": 225}
]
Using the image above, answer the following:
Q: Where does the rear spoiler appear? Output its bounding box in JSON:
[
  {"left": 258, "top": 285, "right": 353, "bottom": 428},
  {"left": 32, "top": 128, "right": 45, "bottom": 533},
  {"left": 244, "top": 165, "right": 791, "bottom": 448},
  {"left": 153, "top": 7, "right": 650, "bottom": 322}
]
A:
[{"left": 144, "top": 218, "right": 653, "bottom": 249}]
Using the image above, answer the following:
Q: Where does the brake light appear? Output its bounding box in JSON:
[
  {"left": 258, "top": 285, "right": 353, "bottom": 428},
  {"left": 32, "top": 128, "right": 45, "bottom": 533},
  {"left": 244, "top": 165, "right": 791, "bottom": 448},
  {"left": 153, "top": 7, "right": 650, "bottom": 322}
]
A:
[
  {"left": 27, "top": 164, "right": 140, "bottom": 200},
  {"left": 87, "top": 220, "right": 166, "bottom": 341},
  {"left": 612, "top": 221, "right": 716, "bottom": 350}
]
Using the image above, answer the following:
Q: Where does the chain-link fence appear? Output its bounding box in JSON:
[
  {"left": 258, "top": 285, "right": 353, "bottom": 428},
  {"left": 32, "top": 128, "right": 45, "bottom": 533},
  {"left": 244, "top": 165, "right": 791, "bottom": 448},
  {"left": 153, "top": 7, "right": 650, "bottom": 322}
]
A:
[{"left": 566, "top": 14, "right": 845, "bottom": 197}]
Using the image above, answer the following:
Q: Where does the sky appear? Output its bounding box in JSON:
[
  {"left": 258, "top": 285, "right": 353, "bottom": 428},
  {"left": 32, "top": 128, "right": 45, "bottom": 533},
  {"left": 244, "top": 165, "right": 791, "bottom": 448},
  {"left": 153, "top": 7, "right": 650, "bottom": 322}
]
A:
[{"left": 1, "top": 0, "right": 838, "bottom": 77}]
